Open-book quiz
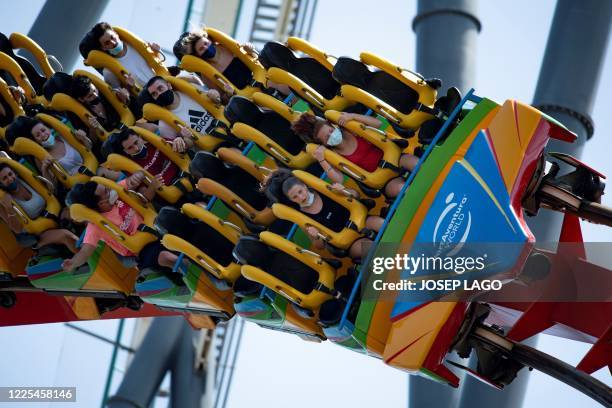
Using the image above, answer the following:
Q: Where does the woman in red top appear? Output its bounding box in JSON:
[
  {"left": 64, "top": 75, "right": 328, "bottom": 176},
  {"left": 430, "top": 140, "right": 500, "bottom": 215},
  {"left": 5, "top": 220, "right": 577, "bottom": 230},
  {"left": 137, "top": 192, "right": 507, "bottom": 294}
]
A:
[{"left": 291, "top": 112, "right": 418, "bottom": 197}]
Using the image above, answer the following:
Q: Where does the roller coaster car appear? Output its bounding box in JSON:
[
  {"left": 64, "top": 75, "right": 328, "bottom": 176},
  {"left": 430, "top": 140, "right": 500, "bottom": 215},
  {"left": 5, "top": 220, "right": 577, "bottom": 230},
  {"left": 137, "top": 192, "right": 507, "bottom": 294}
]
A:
[
  {"left": 225, "top": 93, "right": 316, "bottom": 169},
  {"left": 259, "top": 39, "right": 353, "bottom": 112},
  {"left": 332, "top": 53, "right": 445, "bottom": 131},
  {"left": 140, "top": 75, "right": 235, "bottom": 151},
  {"left": 236, "top": 231, "right": 345, "bottom": 316},
  {"left": 0, "top": 77, "right": 26, "bottom": 129},
  {"left": 192, "top": 149, "right": 275, "bottom": 227},
  {"left": 271, "top": 170, "right": 369, "bottom": 252},
  {"left": 306, "top": 110, "right": 415, "bottom": 192},
  {"left": 137, "top": 204, "right": 237, "bottom": 318},
  {"left": 102, "top": 126, "right": 193, "bottom": 204},
  {"left": 179, "top": 27, "right": 268, "bottom": 98},
  {"left": 0, "top": 155, "right": 60, "bottom": 235},
  {"left": 0, "top": 50, "right": 44, "bottom": 105},
  {"left": 0, "top": 32, "right": 57, "bottom": 95},
  {"left": 10, "top": 113, "right": 98, "bottom": 187},
  {"left": 48, "top": 70, "right": 135, "bottom": 141}
]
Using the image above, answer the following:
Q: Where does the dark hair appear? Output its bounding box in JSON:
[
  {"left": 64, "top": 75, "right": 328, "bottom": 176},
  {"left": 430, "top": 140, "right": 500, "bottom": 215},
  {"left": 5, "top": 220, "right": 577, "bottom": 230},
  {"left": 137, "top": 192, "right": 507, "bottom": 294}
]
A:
[
  {"left": 189, "top": 151, "right": 224, "bottom": 180},
  {"left": 79, "top": 22, "right": 113, "bottom": 58},
  {"left": 107, "top": 127, "right": 134, "bottom": 155},
  {"left": 233, "top": 235, "right": 270, "bottom": 268},
  {"left": 291, "top": 112, "right": 328, "bottom": 144},
  {"left": 5, "top": 116, "right": 41, "bottom": 145},
  {"left": 173, "top": 31, "right": 206, "bottom": 60},
  {"left": 137, "top": 76, "right": 167, "bottom": 109},
  {"left": 260, "top": 168, "right": 294, "bottom": 205},
  {"left": 42, "top": 72, "right": 74, "bottom": 101},
  {"left": 66, "top": 181, "right": 99, "bottom": 209},
  {"left": 70, "top": 75, "right": 93, "bottom": 99}
]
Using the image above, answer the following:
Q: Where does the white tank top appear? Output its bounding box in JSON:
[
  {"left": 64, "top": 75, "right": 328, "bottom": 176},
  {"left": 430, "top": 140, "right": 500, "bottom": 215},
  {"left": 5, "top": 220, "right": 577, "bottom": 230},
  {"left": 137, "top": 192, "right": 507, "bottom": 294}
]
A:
[
  {"left": 14, "top": 179, "right": 46, "bottom": 219},
  {"left": 57, "top": 138, "right": 84, "bottom": 176}
]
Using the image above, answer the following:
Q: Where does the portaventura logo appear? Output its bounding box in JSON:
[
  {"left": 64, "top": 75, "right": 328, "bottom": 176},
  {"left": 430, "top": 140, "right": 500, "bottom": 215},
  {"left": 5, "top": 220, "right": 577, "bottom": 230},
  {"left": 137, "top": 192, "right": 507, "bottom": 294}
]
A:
[{"left": 433, "top": 192, "right": 471, "bottom": 257}]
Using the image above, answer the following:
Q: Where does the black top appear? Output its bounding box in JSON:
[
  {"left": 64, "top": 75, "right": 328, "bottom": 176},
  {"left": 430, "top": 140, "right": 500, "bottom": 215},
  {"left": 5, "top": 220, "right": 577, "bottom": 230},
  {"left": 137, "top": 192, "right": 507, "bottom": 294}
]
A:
[
  {"left": 223, "top": 58, "right": 253, "bottom": 90},
  {"left": 268, "top": 250, "right": 318, "bottom": 294},
  {"left": 306, "top": 194, "right": 349, "bottom": 233}
]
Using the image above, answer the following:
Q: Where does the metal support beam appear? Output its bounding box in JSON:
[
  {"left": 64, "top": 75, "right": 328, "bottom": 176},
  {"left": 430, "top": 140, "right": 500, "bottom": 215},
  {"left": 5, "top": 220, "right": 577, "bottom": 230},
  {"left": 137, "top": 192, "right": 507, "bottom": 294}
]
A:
[
  {"left": 413, "top": 0, "right": 481, "bottom": 94},
  {"left": 411, "top": 1, "right": 480, "bottom": 405},
  {"left": 27, "top": 0, "right": 109, "bottom": 71}
]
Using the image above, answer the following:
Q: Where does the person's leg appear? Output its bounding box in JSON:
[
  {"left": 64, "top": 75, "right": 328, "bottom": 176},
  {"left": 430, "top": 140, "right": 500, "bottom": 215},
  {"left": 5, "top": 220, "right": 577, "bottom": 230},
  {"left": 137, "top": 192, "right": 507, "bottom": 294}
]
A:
[
  {"left": 384, "top": 177, "right": 405, "bottom": 198},
  {"left": 365, "top": 215, "right": 384, "bottom": 232},
  {"left": 399, "top": 153, "right": 419, "bottom": 171},
  {"left": 37, "top": 228, "right": 78, "bottom": 253}
]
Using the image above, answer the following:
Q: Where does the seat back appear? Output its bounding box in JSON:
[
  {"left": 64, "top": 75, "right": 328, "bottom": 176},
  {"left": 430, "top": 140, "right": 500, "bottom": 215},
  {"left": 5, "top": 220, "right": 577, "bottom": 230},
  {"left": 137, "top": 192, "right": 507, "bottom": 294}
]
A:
[
  {"left": 0, "top": 32, "right": 47, "bottom": 95},
  {"left": 0, "top": 51, "right": 41, "bottom": 103},
  {"left": 237, "top": 231, "right": 336, "bottom": 310},
  {"left": 8, "top": 33, "right": 56, "bottom": 79},
  {"left": 159, "top": 204, "right": 242, "bottom": 282}
]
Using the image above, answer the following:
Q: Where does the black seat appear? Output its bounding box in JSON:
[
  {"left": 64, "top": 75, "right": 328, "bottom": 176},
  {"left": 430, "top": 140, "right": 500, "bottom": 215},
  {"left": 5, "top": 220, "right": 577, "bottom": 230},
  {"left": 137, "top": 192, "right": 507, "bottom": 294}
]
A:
[
  {"left": 224, "top": 96, "right": 305, "bottom": 156},
  {"left": 42, "top": 72, "right": 74, "bottom": 101},
  {"left": 190, "top": 151, "right": 269, "bottom": 211},
  {"left": 332, "top": 56, "right": 420, "bottom": 115},
  {"left": 155, "top": 206, "right": 235, "bottom": 266},
  {"left": 233, "top": 235, "right": 319, "bottom": 294},
  {"left": 0, "top": 32, "right": 47, "bottom": 95},
  {"left": 259, "top": 42, "right": 340, "bottom": 101}
]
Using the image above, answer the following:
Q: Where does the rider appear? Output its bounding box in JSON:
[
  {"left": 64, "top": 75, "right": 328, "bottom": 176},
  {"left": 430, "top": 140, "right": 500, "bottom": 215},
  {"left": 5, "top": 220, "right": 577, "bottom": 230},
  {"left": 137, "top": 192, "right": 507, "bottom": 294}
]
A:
[
  {"left": 292, "top": 112, "right": 419, "bottom": 198},
  {"left": 0, "top": 163, "right": 78, "bottom": 252}
]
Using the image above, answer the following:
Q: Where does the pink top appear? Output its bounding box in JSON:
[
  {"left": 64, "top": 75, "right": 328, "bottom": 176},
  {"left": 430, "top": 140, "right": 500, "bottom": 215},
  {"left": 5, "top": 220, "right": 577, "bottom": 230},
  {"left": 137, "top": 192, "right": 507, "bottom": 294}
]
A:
[{"left": 82, "top": 180, "right": 144, "bottom": 257}]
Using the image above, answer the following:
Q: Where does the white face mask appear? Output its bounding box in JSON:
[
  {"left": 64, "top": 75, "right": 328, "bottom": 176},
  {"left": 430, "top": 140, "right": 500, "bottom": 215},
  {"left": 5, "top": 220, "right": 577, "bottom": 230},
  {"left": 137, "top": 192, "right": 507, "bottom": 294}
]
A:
[
  {"left": 108, "top": 189, "right": 119, "bottom": 205},
  {"left": 326, "top": 127, "right": 343, "bottom": 147},
  {"left": 300, "top": 191, "right": 316, "bottom": 208},
  {"left": 41, "top": 130, "right": 56, "bottom": 148}
]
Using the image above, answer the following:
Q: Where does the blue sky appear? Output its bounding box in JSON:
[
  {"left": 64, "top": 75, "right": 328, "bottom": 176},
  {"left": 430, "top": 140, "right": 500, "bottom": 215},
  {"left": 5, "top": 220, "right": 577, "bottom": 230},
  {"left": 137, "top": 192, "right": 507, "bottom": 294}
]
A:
[{"left": 0, "top": 1, "right": 610, "bottom": 408}]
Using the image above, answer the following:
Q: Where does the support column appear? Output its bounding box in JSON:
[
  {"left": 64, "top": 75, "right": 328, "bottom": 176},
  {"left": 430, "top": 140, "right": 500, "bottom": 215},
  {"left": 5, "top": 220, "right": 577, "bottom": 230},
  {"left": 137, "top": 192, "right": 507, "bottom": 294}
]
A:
[
  {"left": 411, "top": 1, "right": 480, "bottom": 407},
  {"left": 27, "top": 0, "right": 109, "bottom": 71}
]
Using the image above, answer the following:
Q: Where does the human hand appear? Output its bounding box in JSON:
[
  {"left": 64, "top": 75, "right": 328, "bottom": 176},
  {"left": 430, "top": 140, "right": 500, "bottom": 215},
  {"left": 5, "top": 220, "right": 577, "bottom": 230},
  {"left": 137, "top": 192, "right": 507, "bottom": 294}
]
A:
[
  {"left": 62, "top": 258, "right": 74, "bottom": 272},
  {"left": 312, "top": 145, "right": 326, "bottom": 162},
  {"left": 170, "top": 137, "right": 186, "bottom": 153},
  {"left": 329, "top": 183, "right": 347, "bottom": 194},
  {"left": 88, "top": 115, "right": 102, "bottom": 129},
  {"left": 242, "top": 42, "right": 257, "bottom": 57},
  {"left": 123, "top": 72, "right": 136, "bottom": 88},
  {"left": 178, "top": 125, "right": 192, "bottom": 139},
  {"left": 207, "top": 89, "right": 221, "bottom": 105},
  {"left": 150, "top": 173, "right": 165, "bottom": 190},
  {"left": 114, "top": 87, "right": 130, "bottom": 104},
  {"left": 148, "top": 42, "right": 161, "bottom": 53},
  {"left": 337, "top": 113, "right": 354, "bottom": 127},
  {"left": 305, "top": 226, "right": 320, "bottom": 240}
]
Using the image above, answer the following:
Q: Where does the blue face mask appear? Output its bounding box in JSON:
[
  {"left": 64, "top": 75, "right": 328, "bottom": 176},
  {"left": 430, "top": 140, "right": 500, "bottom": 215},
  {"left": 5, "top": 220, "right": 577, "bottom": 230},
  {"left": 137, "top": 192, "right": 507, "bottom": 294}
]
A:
[
  {"left": 131, "top": 144, "right": 147, "bottom": 160},
  {"left": 41, "top": 129, "right": 56, "bottom": 148},
  {"left": 326, "top": 127, "right": 343, "bottom": 147},
  {"left": 200, "top": 44, "right": 216, "bottom": 59},
  {"left": 108, "top": 40, "right": 124, "bottom": 56},
  {"left": 6, "top": 180, "right": 18, "bottom": 192}
]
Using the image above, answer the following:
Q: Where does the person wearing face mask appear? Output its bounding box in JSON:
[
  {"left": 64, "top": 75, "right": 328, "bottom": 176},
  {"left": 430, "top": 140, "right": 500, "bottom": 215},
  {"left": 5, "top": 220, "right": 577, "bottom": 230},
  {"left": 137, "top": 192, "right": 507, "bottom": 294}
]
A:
[
  {"left": 61, "top": 172, "right": 171, "bottom": 274},
  {"left": 263, "top": 169, "right": 383, "bottom": 260},
  {"left": 70, "top": 75, "right": 124, "bottom": 132},
  {"left": 6, "top": 116, "right": 119, "bottom": 187},
  {"left": 107, "top": 128, "right": 181, "bottom": 189},
  {"left": 292, "top": 112, "right": 420, "bottom": 198},
  {"left": 141, "top": 76, "right": 222, "bottom": 146},
  {"left": 0, "top": 163, "right": 78, "bottom": 252},
  {"left": 79, "top": 22, "right": 159, "bottom": 94},
  {"left": 173, "top": 30, "right": 291, "bottom": 100}
]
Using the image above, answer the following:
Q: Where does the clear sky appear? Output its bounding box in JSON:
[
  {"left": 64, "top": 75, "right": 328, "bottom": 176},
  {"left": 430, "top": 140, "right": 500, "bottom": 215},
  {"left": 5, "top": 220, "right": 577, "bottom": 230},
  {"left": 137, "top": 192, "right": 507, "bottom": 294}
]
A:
[{"left": 0, "top": 1, "right": 610, "bottom": 408}]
